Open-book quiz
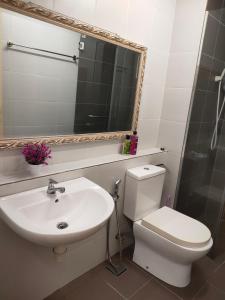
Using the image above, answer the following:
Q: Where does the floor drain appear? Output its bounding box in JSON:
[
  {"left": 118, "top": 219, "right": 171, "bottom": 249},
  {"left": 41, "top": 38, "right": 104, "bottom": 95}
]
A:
[{"left": 57, "top": 222, "right": 68, "bottom": 230}]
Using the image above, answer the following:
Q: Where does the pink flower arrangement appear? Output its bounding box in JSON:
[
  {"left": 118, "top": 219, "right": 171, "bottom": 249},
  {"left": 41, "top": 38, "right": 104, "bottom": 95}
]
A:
[{"left": 22, "top": 143, "right": 52, "bottom": 165}]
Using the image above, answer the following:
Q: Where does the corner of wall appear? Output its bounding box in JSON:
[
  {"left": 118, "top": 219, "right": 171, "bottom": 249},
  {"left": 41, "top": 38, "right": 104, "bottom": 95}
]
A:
[{"left": 157, "top": 0, "right": 208, "bottom": 207}]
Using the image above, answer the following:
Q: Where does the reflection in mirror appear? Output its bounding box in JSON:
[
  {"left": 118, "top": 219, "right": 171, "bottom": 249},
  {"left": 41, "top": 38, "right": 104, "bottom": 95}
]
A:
[{"left": 0, "top": 8, "right": 140, "bottom": 138}]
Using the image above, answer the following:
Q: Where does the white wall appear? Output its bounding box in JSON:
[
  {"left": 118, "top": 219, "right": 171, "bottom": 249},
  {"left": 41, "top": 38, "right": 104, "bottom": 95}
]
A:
[
  {"left": 157, "top": 0, "right": 207, "bottom": 206},
  {"left": 1, "top": 9, "right": 80, "bottom": 137},
  {"left": 0, "top": 1, "right": 178, "bottom": 299},
  {"left": 0, "top": 0, "right": 176, "bottom": 177}
]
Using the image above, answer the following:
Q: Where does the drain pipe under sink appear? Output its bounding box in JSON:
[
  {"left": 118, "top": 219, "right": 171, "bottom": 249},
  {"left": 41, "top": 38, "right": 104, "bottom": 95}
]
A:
[{"left": 53, "top": 246, "right": 68, "bottom": 262}]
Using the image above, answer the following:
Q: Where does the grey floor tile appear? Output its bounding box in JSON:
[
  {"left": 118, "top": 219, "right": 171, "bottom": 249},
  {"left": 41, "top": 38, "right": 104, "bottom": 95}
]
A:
[
  {"left": 44, "top": 289, "right": 65, "bottom": 300},
  {"left": 213, "top": 252, "right": 225, "bottom": 267},
  {"left": 155, "top": 256, "right": 217, "bottom": 300},
  {"left": 208, "top": 262, "right": 225, "bottom": 293},
  {"left": 45, "top": 252, "right": 221, "bottom": 300},
  {"left": 64, "top": 274, "right": 124, "bottom": 300},
  {"left": 193, "top": 283, "right": 225, "bottom": 300},
  {"left": 95, "top": 258, "right": 151, "bottom": 298},
  {"left": 130, "top": 279, "right": 181, "bottom": 300}
]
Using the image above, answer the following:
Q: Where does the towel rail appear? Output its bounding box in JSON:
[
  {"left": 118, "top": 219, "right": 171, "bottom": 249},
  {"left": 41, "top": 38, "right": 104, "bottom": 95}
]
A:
[{"left": 7, "top": 41, "right": 79, "bottom": 62}]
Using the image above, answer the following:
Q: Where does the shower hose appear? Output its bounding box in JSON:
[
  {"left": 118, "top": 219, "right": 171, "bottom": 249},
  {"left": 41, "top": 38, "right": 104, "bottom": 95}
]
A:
[{"left": 210, "top": 68, "right": 225, "bottom": 150}]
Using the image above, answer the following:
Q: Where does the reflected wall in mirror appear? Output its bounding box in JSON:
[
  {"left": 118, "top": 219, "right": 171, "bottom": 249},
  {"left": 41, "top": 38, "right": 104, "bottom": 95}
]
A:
[
  {"left": 1, "top": 9, "right": 81, "bottom": 137},
  {"left": 0, "top": 0, "right": 146, "bottom": 148},
  {"left": 75, "top": 35, "right": 139, "bottom": 134}
]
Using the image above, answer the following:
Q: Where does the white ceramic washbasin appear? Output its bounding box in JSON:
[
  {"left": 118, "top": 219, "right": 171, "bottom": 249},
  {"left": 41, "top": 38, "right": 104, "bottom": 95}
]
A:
[{"left": 0, "top": 177, "right": 114, "bottom": 247}]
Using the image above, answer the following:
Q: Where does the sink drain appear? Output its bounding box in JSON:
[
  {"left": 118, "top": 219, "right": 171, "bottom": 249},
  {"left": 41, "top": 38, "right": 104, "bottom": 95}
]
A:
[{"left": 57, "top": 222, "right": 68, "bottom": 230}]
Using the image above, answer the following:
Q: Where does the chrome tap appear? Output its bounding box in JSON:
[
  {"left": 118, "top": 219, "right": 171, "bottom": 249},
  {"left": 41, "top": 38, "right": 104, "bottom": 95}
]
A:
[{"left": 47, "top": 179, "right": 65, "bottom": 195}]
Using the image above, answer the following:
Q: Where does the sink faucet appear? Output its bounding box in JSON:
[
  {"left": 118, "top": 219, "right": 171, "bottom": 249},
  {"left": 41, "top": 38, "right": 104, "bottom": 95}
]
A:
[{"left": 47, "top": 179, "right": 65, "bottom": 195}]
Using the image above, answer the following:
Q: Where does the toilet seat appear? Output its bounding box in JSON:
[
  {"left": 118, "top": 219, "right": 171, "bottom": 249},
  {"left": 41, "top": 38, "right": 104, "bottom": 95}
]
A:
[{"left": 141, "top": 206, "right": 211, "bottom": 248}]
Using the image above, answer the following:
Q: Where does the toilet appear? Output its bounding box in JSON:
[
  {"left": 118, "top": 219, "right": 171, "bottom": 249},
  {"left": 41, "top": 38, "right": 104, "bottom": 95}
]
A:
[{"left": 123, "top": 164, "right": 213, "bottom": 287}]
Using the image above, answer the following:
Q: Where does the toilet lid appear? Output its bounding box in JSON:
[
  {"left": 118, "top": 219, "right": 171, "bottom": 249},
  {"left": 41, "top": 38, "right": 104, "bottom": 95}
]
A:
[{"left": 141, "top": 206, "right": 211, "bottom": 248}]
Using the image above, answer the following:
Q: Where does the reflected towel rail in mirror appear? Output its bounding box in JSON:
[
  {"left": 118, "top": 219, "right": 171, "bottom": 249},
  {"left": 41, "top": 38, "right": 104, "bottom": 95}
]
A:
[
  {"left": 88, "top": 115, "right": 108, "bottom": 118},
  {"left": 7, "top": 41, "right": 79, "bottom": 62}
]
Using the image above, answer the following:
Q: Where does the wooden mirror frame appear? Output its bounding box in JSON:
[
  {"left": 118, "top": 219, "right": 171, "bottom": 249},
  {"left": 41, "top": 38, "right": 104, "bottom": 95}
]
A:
[{"left": 0, "top": 0, "right": 147, "bottom": 149}]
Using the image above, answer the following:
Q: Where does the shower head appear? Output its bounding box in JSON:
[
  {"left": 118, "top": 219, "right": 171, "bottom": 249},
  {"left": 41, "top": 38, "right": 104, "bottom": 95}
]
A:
[
  {"left": 215, "top": 68, "right": 225, "bottom": 92},
  {"left": 215, "top": 68, "right": 225, "bottom": 83}
]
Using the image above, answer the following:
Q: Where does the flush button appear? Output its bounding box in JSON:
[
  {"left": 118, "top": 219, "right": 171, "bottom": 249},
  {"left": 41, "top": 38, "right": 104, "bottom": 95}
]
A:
[{"left": 144, "top": 167, "right": 150, "bottom": 170}]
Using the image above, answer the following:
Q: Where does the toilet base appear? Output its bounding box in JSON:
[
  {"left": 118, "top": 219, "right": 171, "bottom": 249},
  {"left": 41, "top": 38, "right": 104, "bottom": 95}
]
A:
[{"left": 133, "top": 239, "right": 191, "bottom": 287}]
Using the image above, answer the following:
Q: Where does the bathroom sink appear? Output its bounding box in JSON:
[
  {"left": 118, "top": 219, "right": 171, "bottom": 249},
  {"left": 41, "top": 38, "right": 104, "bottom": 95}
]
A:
[{"left": 0, "top": 177, "right": 114, "bottom": 247}]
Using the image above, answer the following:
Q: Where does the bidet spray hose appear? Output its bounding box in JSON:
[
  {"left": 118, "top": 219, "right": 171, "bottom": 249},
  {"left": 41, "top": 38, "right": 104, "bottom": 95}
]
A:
[{"left": 106, "top": 179, "right": 123, "bottom": 263}]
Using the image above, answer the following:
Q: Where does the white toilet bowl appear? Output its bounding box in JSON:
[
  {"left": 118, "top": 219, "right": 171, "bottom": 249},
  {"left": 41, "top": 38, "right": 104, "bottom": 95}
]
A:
[
  {"left": 132, "top": 207, "right": 213, "bottom": 287},
  {"left": 123, "top": 164, "right": 213, "bottom": 287}
]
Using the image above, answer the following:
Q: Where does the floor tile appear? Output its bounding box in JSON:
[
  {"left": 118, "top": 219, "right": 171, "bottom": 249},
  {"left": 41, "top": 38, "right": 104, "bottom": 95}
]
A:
[
  {"left": 45, "top": 252, "right": 220, "bottom": 300},
  {"left": 212, "top": 221, "right": 225, "bottom": 266},
  {"left": 213, "top": 251, "right": 225, "bottom": 266},
  {"left": 208, "top": 262, "right": 225, "bottom": 293},
  {"left": 64, "top": 274, "right": 124, "bottom": 300},
  {"left": 193, "top": 283, "right": 225, "bottom": 300},
  {"left": 130, "top": 279, "right": 181, "bottom": 300},
  {"left": 96, "top": 258, "right": 152, "bottom": 298},
  {"left": 155, "top": 256, "right": 217, "bottom": 300},
  {"left": 44, "top": 289, "right": 65, "bottom": 300}
]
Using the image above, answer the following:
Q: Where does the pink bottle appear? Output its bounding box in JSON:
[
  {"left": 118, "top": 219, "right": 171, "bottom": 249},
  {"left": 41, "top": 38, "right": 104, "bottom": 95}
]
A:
[{"left": 130, "top": 131, "right": 138, "bottom": 155}]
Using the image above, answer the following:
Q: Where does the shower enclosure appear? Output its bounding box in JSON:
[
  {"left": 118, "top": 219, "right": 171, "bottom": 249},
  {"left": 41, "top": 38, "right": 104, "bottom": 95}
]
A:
[{"left": 176, "top": 0, "right": 225, "bottom": 257}]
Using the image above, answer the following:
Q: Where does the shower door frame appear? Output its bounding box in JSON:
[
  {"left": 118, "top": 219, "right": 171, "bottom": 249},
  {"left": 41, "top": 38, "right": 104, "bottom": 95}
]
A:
[
  {"left": 174, "top": 11, "right": 208, "bottom": 207},
  {"left": 174, "top": 11, "right": 225, "bottom": 253}
]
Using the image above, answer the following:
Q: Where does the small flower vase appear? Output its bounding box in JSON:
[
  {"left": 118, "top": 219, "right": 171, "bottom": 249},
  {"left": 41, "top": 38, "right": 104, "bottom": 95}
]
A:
[{"left": 27, "top": 163, "right": 43, "bottom": 176}]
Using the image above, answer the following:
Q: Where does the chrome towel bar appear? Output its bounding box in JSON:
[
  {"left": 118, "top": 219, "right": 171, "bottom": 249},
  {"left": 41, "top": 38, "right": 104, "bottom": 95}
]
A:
[
  {"left": 7, "top": 41, "right": 79, "bottom": 62},
  {"left": 88, "top": 115, "right": 108, "bottom": 118}
]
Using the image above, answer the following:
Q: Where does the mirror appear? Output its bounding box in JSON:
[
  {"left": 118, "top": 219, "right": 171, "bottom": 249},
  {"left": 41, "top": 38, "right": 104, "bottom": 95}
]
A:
[{"left": 0, "top": 0, "right": 147, "bottom": 149}]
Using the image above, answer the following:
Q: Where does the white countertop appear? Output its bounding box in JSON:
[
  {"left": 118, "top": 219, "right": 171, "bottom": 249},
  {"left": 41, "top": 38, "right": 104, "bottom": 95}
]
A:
[{"left": 0, "top": 148, "right": 163, "bottom": 185}]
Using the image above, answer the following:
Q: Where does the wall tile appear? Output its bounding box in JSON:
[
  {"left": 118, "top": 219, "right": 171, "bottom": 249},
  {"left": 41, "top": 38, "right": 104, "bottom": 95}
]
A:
[
  {"left": 139, "top": 83, "right": 165, "bottom": 120},
  {"left": 23, "top": 0, "right": 54, "bottom": 9},
  {"left": 125, "top": 0, "right": 158, "bottom": 45},
  {"left": 3, "top": 72, "right": 39, "bottom": 101},
  {"left": 161, "top": 152, "right": 181, "bottom": 207},
  {"left": 2, "top": 10, "right": 79, "bottom": 136},
  {"left": 157, "top": 120, "right": 186, "bottom": 155},
  {"left": 171, "top": 0, "right": 207, "bottom": 53},
  {"left": 138, "top": 118, "right": 160, "bottom": 149},
  {"left": 149, "top": 0, "right": 176, "bottom": 52},
  {"left": 166, "top": 52, "right": 198, "bottom": 88},
  {"left": 53, "top": 0, "right": 96, "bottom": 24},
  {"left": 161, "top": 87, "right": 192, "bottom": 122},
  {"left": 214, "top": 22, "right": 225, "bottom": 61},
  {"left": 144, "top": 51, "right": 169, "bottom": 86},
  {"left": 202, "top": 14, "right": 220, "bottom": 56},
  {"left": 94, "top": 0, "right": 129, "bottom": 35},
  {"left": 157, "top": 0, "right": 207, "bottom": 209}
]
